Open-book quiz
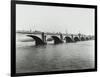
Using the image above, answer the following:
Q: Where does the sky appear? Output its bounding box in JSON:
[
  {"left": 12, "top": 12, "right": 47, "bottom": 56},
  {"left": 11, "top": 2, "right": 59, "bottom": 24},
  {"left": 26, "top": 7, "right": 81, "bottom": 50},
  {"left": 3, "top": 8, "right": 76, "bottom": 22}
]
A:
[{"left": 16, "top": 4, "right": 95, "bottom": 35}]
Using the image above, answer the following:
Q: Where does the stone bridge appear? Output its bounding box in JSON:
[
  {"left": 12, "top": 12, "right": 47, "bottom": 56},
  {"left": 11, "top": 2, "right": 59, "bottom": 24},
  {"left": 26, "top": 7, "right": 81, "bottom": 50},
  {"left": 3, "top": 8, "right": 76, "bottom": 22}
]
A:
[{"left": 27, "top": 32, "right": 94, "bottom": 45}]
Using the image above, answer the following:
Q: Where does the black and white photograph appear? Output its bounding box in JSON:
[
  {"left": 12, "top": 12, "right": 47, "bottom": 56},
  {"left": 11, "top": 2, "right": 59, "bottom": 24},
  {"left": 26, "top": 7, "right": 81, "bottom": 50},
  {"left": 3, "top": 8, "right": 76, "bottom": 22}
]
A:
[{"left": 11, "top": 0, "right": 97, "bottom": 76}]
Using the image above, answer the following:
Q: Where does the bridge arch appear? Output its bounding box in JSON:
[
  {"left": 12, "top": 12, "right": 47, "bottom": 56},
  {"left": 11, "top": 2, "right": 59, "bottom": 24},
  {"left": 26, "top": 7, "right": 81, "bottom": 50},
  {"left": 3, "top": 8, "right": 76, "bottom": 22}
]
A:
[
  {"left": 51, "top": 36, "right": 63, "bottom": 44},
  {"left": 74, "top": 37, "right": 80, "bottom": 42},
  {"left": 27, "top": 35, "right": 46, "bottom": 45},
  {"left": 85, "top": 37, "right": 89, "bottom": 40},
  {"left": 65, "top": 37, "right": 73, "bottom": 43},
  {"left": 80, "top": 37, "right": 85, "bottom": 41}
]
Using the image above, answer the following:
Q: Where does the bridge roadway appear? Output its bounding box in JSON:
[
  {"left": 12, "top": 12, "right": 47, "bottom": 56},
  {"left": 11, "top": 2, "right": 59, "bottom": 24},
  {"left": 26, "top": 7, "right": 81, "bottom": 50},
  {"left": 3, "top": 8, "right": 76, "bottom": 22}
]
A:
[{"left": 25, "top": 32, "right": 94, "bottom": 45}]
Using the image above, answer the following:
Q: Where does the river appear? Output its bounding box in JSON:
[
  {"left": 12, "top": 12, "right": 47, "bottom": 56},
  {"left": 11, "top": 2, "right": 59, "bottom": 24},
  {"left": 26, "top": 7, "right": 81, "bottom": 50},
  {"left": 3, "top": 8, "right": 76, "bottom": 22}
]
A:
[{"left": 16, "top": 33, "right": 95, "bottom": 73}]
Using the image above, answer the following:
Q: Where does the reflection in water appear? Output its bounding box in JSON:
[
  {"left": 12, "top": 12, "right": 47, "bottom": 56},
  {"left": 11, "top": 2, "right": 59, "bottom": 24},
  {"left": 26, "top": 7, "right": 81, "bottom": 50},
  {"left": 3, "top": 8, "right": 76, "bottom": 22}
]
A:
[{"left": 16, "top": 33, "right": 95, "bottom": 73}]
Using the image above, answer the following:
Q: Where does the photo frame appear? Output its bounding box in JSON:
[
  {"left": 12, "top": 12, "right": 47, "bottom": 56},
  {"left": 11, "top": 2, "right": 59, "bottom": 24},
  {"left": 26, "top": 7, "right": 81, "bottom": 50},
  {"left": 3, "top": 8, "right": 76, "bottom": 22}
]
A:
[{"left": 11, "top": 0, "right": 97, "bottom": 76}]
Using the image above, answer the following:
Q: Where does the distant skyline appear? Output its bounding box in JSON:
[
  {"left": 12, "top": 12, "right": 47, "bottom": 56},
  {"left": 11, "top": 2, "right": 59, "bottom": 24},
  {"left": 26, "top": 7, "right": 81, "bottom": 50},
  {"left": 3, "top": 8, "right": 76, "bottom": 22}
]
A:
[{"left": 16, "top": 4, "right": 95, "bottom": 35}]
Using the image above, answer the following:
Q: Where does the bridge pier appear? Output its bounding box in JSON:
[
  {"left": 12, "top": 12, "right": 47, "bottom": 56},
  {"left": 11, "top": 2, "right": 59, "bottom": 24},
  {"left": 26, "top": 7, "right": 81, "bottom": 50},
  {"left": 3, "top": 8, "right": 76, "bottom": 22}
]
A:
[
  {"left": 78, "top": 33, "right": 81, "bottom": 41},
  {"left": 41, "top": 32, "right": 47, "bottom": 44},
  {"left": 71, "top": 34, "right": 74, "bottom": 42},
  {"left": 60, "top": 34, "right": 63, "bottom": 40}
]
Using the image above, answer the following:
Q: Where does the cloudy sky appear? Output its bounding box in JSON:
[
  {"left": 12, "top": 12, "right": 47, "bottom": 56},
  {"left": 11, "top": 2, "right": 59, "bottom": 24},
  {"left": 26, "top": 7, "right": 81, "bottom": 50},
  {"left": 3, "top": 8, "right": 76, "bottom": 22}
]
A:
[{"left": 16, "top": 4, "right": 95, "bottom": 35}]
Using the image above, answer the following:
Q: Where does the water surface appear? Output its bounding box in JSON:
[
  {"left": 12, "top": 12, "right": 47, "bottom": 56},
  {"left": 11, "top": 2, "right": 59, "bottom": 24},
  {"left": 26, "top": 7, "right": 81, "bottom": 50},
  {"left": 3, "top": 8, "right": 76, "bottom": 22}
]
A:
[{"left": 16, "top": 33, "right": 95, "bottom": 73}]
